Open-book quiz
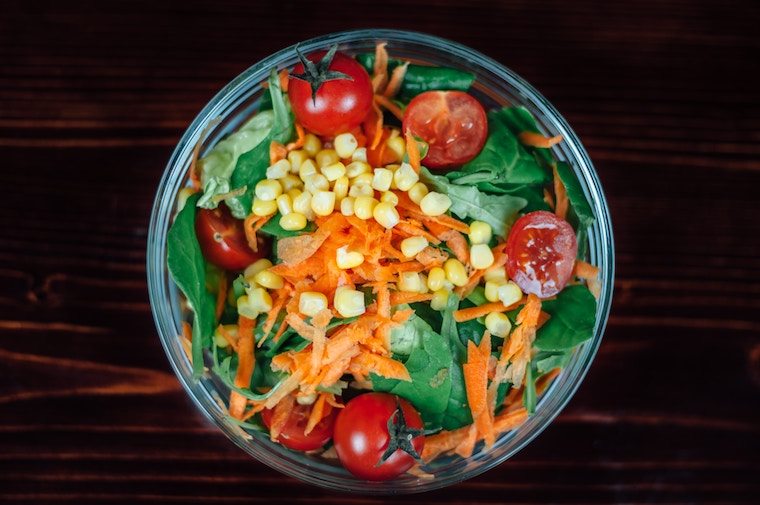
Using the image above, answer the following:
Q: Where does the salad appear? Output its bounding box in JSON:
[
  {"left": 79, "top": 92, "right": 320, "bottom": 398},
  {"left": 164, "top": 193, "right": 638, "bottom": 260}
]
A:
[{"left": 167, "top": 41, "right": 600, "bottom": 481}]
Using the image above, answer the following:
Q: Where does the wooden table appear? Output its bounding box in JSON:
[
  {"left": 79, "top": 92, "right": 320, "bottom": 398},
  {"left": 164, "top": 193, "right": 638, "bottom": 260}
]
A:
[{"left": 2, "top": 1, "right": 758, "bottom": 503}]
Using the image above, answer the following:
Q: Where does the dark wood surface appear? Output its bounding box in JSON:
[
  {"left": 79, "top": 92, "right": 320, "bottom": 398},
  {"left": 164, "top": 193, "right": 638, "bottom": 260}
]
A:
[{"left": 1, "top": 0, "right": 758, "bottom": 503}]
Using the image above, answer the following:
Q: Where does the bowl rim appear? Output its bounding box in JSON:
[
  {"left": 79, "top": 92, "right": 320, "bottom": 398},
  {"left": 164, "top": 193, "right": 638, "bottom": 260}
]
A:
[{"left": 147, "top": 28, "right": 615, "bottom": 494}]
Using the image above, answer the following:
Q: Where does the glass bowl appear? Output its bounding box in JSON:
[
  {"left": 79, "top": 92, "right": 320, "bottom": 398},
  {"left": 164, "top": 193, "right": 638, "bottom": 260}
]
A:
[{"left": 147, "top": 29, "right": 614, "bottom": 494}]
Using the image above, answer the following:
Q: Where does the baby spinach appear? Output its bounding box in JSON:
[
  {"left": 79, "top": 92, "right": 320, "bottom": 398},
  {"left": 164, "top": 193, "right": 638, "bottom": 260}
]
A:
[
  {"left": 258, "top": 213, "right": 315, "bottom": 239},
  {"left": 389, "top": 314, "right": 432, "bottom": 356},
  {"left": 555, "top": 161, "right": 595, "bottom": 232},
  {"left": 535, "top": 349, "right": 574, "bottom": 374},
  {"left": 439, "top": 294, "right": 473, "bottom": 430},
  {"left": 535, "top": 285, "right": 597, "bottom": 351},
  {"left": 523, "top": 363, "right": 537, "bottom": 414},
  {"left": 476, "top": 181, "right": 551, "bottom": 213},
  {"left": 167, "top": 193, "right": 216, "bottom": 379},
  {"left": 493, "top": 106, "right": 553, "bottom": 166}
]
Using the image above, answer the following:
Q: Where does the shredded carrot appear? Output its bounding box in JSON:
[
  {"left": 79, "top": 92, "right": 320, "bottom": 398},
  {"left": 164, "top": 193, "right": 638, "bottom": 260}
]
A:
[
  {"left": 285, "top": 313, "right": 324, "bottom": 342},
  {"left": 259, "top": 288, "right": 289, "bottom": 346},
  {"left": 389, "top": 291, "right": 434, "bottom": 306},
  {"left": 229, "top": 316, "right": 256, "bottom": 419},
  {"left": 553, "top": 165, "right": 569, "bottom": 220},
  {"left": 376, "top": 283, "right": 391, "bottom": 319},
  {"left": 243, "top": 214, "right": 272, "bottom": 253},
  {"left": 286, "top": 123, "right": 306, "bottom": 151},
  {"left": 269, "top": 394, "right": 295, "bottom": 440},
  {"left": 422, "top": 426, "right": 470, "bottom": 461},
  {"left": 304, "top": 393, "right": 328, "bottom": 435},
  {"left": 278, "top": 68, "right": 289, "bottom": 93},
  {"left": 374, "top": 94, "right": 404, "bottom": 121},
  {"left": 493, "top": 407, "right": 528, "bottom": 433},
  {"left": 365, "top": 100, "right": 385, "bottom": 151},
  {"left": 214, "top": 274, "right": 228, "bottom": 321},
  {"left": 269, "top": 141, "right": 288, "bottom": 165},
  {"left": 543, "top": 187, "right": 555, "bottom": 210},
  {"left": 351, "top": 351, "right": 411, "bottom": 381},
  {"left": 456, "top": 247, "right": 507, "bottom": 297},
  {"left": 463, "top": 334, "right": 495, "bottom": 447},
  {"left": 519, "top": 131, "right": 563, "bottom": 148},
  {"left": 573, "top": 260, "right": 599, "bottom": 280},
  {"left": 263, "top": 369, "right": 304, "bottom": 410},
  {"left": 453, "top": 299, "right": 525, "bottom": 323},
  {"left": 272, "top": 318, "right": 289, "bottom": 342},
  {"left": 394, "top": 220, "right": 441, "bottom": 244},
  {"left": 217, "top": 324, "right": 239, "bottom": 352},
  {"left": 383, "top": 62, "right": 409, "bottom": 98},
  {"left": 372, "top": 42, "right": 389, "bottom": 93},
  {"left": 453, "top": 424, "right": 478, "bottom": 458},
  {"left": 405, "top": 129, "right": 421, "bottom": 173}
]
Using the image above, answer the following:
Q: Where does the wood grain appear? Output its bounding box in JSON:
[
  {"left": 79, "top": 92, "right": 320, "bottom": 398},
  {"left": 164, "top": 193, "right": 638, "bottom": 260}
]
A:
[{"left": 1, "top": 0, "right": 759, "bottom": 503}]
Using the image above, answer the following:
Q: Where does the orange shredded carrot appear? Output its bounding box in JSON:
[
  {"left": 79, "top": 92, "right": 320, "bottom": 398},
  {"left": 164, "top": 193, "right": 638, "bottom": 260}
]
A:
[
  {"left": 269, "top": 394, "right": 295, "bottom": 440},
  {"left": 537, "top": 310, "right": 551, "bottom": 329},
  {"left": 376, "top": 283, "right": 391, "bottom": 319},
  {"left": 269, "top": 140, "right": 288, "bottom": 165},
  {"left": 272, "top": 318, "right": 289, "bottom": 342},
  {"left": 391, "top": 308, "right": 414, "bottom": 323},
  {"left": 493, "top": 407, "right": 528, "bottom": 433},
  {"left": 383, "top": 62, "right": 409, "bottom": 98},
  {"left": 453, "top": 424, "right": 478, "bottom": 458},
  {"left": 543, "top": 187, "right": 555, "bottom": 210},
  {"left": 519, "top": 131, "right": 563, "bottom": 148},
  {"left": 214, "top": 274, "right": 228, "bottom": 321},
  {"left": 229, "top": 316, "right": 256, "bottom": 419},
  {"left": 263, "top": 369, "right": 304, "bottom": 410},
  {"left": 389, "top": 291, "right": 434, "bottom": 306},
  {"left": 365, "top": 100, "right": 385, "bottom": 150},
  {"left": 422, "top": 426, "right": 470, "bottom": 461},
  {"left": 260, "top": 288, "right": 289, "bottom": 346},
  {"left": 453, "top": 299, "right": 525, "bottom": 323},
  {"left": 463, "top": 335, "right": 495, "bottom": 448},
  {"left": 553, "top": 165, "right": 569, "bottom": 220},
  {"left": 217, "top": 324, "right": 239, "bottom": 352},
  {"left": 456, "top": 247, "right": 507, "bottom": 297},
  {"left": 372, "top": 42, "right": 389, "bottom": 93},
  {"left": 415, "top": 246, "right": 449, "bottom": 268},
  {"left": 374, "top": 94, "right": 404, "bottom": 121},
  {"left": 325, "top": 394, "right": 344, "bottom": 409},
  {"left": 286, "top": 123, "right": 306, "bottom": 151},
  {"left": 573, "top": 260, "right": 599, "bottom": 280},
  {"left": 405, "top": 128, "right": 421, "bottom": 173},
  {"left": 304, "top": 393, "right": 328, "bottom": 435},
  {"left": 181, "top": 320, "right": 192, "bottom": 343},
  {"left": 278, "top": 68, "right": 289, "bottom": 93},
  {"left": 394, "top": 220, "right": 441, "bottom": 244},
  {"left": 243, "top": 214, "right": 272, "bottom": 253},
  {"left": 351, "top": 351, "right": 411, "bottom": 381},
  {"left": 285, "top": 313, "right": 323, "bottom": 342}
]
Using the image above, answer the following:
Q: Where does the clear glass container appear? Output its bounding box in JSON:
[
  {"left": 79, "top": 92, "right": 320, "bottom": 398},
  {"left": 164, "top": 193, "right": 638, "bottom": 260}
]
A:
[{"left": 147, "top": 29, "right": 614, "bottom": 494}]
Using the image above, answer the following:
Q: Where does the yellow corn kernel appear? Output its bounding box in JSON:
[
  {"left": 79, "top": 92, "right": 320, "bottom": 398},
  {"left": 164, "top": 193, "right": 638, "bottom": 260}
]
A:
[
  {"left": 484, "top": 266, "right": 507, "bottom": 283},
  {"left": 444, "top": 258, "right": 468, "bottom": 287},
  {"left": 266, "top": 159, "right": 291, "bottom": 179},
  {"left": 334, "top": 132, "right": 358, "bottom": 159},
  {"left": 252, "top": 197, "right": 278, "bottom": 216},
  {"left": 420, "top": 192, "right": 452, "bottom": 216},
  {"left": 348, "top": 183, "right": 374, "bottom": 198},
  {"left": 427, "top": 267, "right": 447, "bottom": 291},
  {"left": 345, "top": 160, "right": 371, "bottom": 178},
  {"left": 354, "top": 196, "right": 379, "bottom": 220},
  {"left": 292, "top": 190, "right": 315, "bottom": 220},
  {"left": 302, "top": 133, "right": 322, "bottom": 157},
  {"left": 351, "top": 173, "right": 374, "bottom": 187},
  {"left": 408, "top": 182, "right": 429, "bottom": 205},
  {"left": 279, "top": 174, "right": 303, "bottom": 192},
  {"left": 299, "top": 291, "right": 328, "bottom": 317},
  {"left": 243, "top": 258, "right": 273, "bottom": 281},
  {"left": 253, "top": 269, "right": 284, "bottom": 290},
  {"left": 386, "top": 135, "right": 406, "bottom": 162},
  {"left": 371, "top": 168, "right": 394, "bottom": 192},
  {"left": 286, "top": 187, "right": 303, "bottom": 200},
  {"left": 276, "top": 194, "right": 293, "bottom": 216},
  {"left": 418, "top": 273, "right": 430, "bottom": 294},
  {"left": 352, "top": 147, "right": 367, "bottom": 162},
  {"left": 321, "top": 161, "right": 346, "bottom": 182},
  {"left": 393, "top": 162, "right": 419, "bottom": 191},
  {"left": 397, "top": 271, "right": 423, "bottom": 293},
  {"left": 373, "top": 202, "right": 399, "bottom": 229},
  {"left": 316, "top": 148, "right": 339, "bottom": 168},
  {"left": 279, "top": 212, "right": 307, "bottom": 231},
  {"left": 400, "top": 236, "right": 428, "bottom": 258},
  {"left": 385, "top": 163, "right": 401, "bottom": 171},
  {"left": 255, "top": 179, "right": 283, "bottom": 201},
  {"left": 299, "top": 159, "right": 318, "bottom": 181},
  {"left": 236, "top": 295, "right": 259, "bottom": 319},
  {"left": 340, "top": 196, "right": 355, "bottom": 216},
  {"left": 247, "top": 287, "right": 273, "bottom": 312},
  {"left": 485, "top": 278, "right": 507, "bottom": 302},
  {"left": 333, "top": 176, "right": 349, "bottom": 200},
  {"left": 497, "top": 281, "right": 523, "bottom": 307},
  {"left": 334, "top": 287, "right": 366, "bottom": 318},
  {"left": 380, "top": 191, "right": 399, "bottom": 205},
  {"left": 468, "top": 221, "right": 492, "bottom": 245},
  {"left": 470, "top": 244, "right": 495, "bottom": 270},
  {"left": 430, "top": 289, "right": 450, "bottom": 311},
  {"left": 310, "top": 190, "right": 336, "bottom": 216},
  {"left": 485, "top": 312, "right": 512, "bottom": 338},
  {"left": 336, "top": 245, "right": 364, "bottom": 269},
  {"left": 304, "top": 173, "right": 329, "bottom": 194},
  {"left": 287, "top": 149, "right": 308, "bottom": 173},
  {"left": 213, "top": 324, "right": 238, "bottom": 348}
]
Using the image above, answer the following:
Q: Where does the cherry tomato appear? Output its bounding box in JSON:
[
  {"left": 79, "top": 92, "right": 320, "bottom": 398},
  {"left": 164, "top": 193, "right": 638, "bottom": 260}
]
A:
[
  {"left": 506, "top": 211, "right": 577, "bottom": 298},
  {"left": 402, "top": 90, "right": 488, "bottom": 169},
  {"left": 194, "top": 205, "right": 269, "bottom": 272},
  {"left": 261, "top": 403, "right": 336, "bottom": 451},
  {"left": 333, "top": 393, "right": 425, "bottom": 481},
  {"left": 289, "top": 49, "right": 373, "bottom": 137}
]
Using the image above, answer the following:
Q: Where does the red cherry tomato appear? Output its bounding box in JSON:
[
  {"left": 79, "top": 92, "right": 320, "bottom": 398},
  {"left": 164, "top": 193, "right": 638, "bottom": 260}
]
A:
[
  {"left": 506, "top": 211, "right": 577, "bottom": 298},
  {"left": 402, "top": 90, "right": 488, "bottom": 169},
  {"left": 194, "top": 205, "right": 269, "bottom": 271},
  {"left": 261, "top": 403, "right": 336, "bottom": 451},
  {"left": 289, "top": 50, "right": 373, "bottom": 137},
  {"left": 333, "top": 393, "right": 425, "bottom": 481}
]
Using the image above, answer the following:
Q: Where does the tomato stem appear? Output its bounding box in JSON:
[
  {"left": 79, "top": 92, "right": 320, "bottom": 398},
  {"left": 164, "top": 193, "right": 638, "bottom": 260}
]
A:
[
  {"left": 377, "top": 400, "right": 424, "bottom": 466},
  {"left": 290, "top": 44, "right": 354, "bottom": 105}
]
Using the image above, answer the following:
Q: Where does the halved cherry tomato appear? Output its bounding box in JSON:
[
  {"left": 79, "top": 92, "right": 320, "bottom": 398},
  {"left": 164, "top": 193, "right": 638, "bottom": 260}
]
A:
[
  {"left": 261, "top": 403, "right": 336, "bottom": 451},
  {"left": 333, "top": 393, "right": 425, "bottom": 481},
  {"left": 402, "top": 90, "right": 487, "bottom": 169},
  {"left": 505, "top": 211, "right": 577, "bottom": 298},
  {"left": 194, "top": 205, "right": 270, "bottom": 271}
]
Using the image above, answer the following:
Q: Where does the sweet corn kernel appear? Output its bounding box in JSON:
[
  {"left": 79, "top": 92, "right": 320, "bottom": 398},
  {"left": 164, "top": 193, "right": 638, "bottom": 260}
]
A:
[
  {"left": 299, "top": 291, "right": 328, "bottom": 317},
  {"left": 397, "top": 271, "right": 423, "bottom": 293},
  {"left": 351, "top": 173, "right": 374, "bottom": 187},
  {"left": 371, "top": 168, "right": 393, "bottom": 192},
  {"left": 354, "top": 196, "right": 379, "bottom": 220},
  {"left": 292, "top": 191, "right": 315, "bottom": 220},
  {"left": 252, "top": 197, "right": 278, "bottom": 216},
  {"left": 485, "top": 279, "right": 507, "bottom": 302},
  {"left": 485, "top": 312, "right": 512, "bottom": 337},
  {"left": 348, "top": 183, "right": 374, "bottom": 198},
  {"left": 266, "top": 159, "right": 291, "bottom": 179},
  {"left": 380, "top": 191, "right": 399, "bottom": 205},
  {"left": 420, "top": 192, "right": 452, "bottom": 216},
  {"left": 334, "top": 287, "right": 366, "bottom": 318},
  {"left": 304, "top": 173, "right": 329, "bottom": 194},
  {"left": 296, "top": 393, "right": 317, "bottom": 406},
  {"left": 352, "top": 147, "right": 367, "bottom": 162},
  {"left": 236, "top": 295, "right": 259, "bottom": 319},
  {"left": 427, "top": 267, "right": 447, "bottom": 291},
  {"left": 468, "top": 221, "right": 492, "bottom": 245},
  {"left": 373, "top": 202, "right": 399, "bottom": 229},
  {"left": 286, "top": 188, "right": 303, "bottom": 201},
  {"left": 333, "top": 176, "right": 349, "bottom": 200},
  {"left": 311, "top": 190, "right": 336, "bottom": 216},
  {"left": 276, "top": 194, "right": 293, "bottom": 216},
  {"left": 400, "top": 236, "right": 429, "bottom": 258},
  {"left": 213, "top": 324, "right": 238, "bottom": 348},
  {"left": 340, "top": 196, "right": 355, "bottom": 216},
  {"left": 497, "top": 281, "right": 523, "bottom": 307},
  {"left": 484, "top": 266, "right": 508, "bottom": 283},
  {"left": 386, "top": 135, "right": 406, "bottom": 162},
  {"left": 279, "top": 174, "right": 303, "bottom": 192},
  {"left": 393, "top": 162, "right": 419, "bottom": 191},
  {"left": 316, "top": 149, "right": 339, "bottom": 168},
  {"left": 444, "top": 258, "right": 468, "bottom": 287},
  {"left": 299, "top": 159, "right": 318, "bottom": 180},
  {"left": 287, "top": 149, "right": 308, "bottom": 173},
  {"left": 430, "top": 289, "right": 450, "bottom": 311},
  {"left": 334, "top": 132, "right": 358, "bottom": 159},
  {"left": 470, "top": 244, "right": 495, "bottom": 270},
  {"left": 255, "top": 179, "right": 283, "bottom": 201},
  {"left": 408, "top": 182, "right": 429, "bottom": 205},
  {"left": 279, "top": 212, "right": 307, "bottom": 231},
  {"left": 385, "top": 163, "right": 400, "bottom": 171},
  {"left": 253, "top": 269, "right": 284, "bottom": 290},
  {"left": 243, "top": 259, "right": 273, "bottom": 281},
  {"left": 336, "top": 245, "right": 364, "bottom": 269},
  {"left": 302, "top": 133, "right": 322, "bottom": 157},
  {"left": 321, "top": 161, "right": 346, "bottom": 182},
  {"left": 418, "top": 273, "right": 430, "bottom": 294},
  {"left": 345, "top": 160, "right": 371, "bottom": 178},
  {"left": 247, "top": 287, "right": 273, "bottom": 312}
]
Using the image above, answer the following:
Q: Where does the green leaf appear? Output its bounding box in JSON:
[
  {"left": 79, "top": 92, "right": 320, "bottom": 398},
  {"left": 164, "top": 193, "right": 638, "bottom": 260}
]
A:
[
  {"left": 555, "top": 161, "right": 595, "bottom": 231},
  {"left": 439, "top": 293, "right": 472, "bottom": 430},
  {"left": 493, "top": 106, "right": 554, "bottom": 166},
  {"left": 258, "top": 213, "right": 315, "bottom": 239},
  {"left": 420, "top": 167, "right": 526, "bottom": 238},
  {"left": 523, "top": 362, "right": 537, "bottom": 414},
  {"left": 476, "top": 182, "right": 551, "bottom": 213},
  {"left": 535, "top": 350, "right": 573, "bottom": 374},
  {"left": 167, "top": 193, "right": 216, "bottom": 379},
  {"left": 535, "top": 285, "right": 597, "bottom": 351},
  {"left": 389, "top": 314, "right": 433, "bottom": 356},
  {"left": 465, "top": 286, "right": 488, "bottom": 306}
]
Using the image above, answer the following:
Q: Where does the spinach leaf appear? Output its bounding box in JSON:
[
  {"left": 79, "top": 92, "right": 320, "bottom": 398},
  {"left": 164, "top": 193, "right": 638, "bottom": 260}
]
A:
[
  {"left": 535, "top": 349, "right": 573, "bottom": 374},
  {"left": 258, "top": 213, "right": 315, "bottom": 239},
  {"left": 227, "top": 68, "right": 294, "bottom": 218},
  {"left": 493, "top": 106, "right": 554, "bottom": 166},
  {"left": 555, "top": 161, "right": 595, "bottom": 231},
  {"left": 389, "top": 314, "right": 433, "bottom": 356},
  {"left": 523, "top": 362, "right": 537, "bottom": 414},
  {"left": 167, "top": 193, "right": 216, "bottom": 379},
  {"left": 465, "top": 286, "right": 488, "bottom": 307},
  {"left": 420, "top": 167, "right": 526, "bottom": 238},
  {"left": 439, "top": 294, "right": 472, "bottom": 430},
  {"left": 535, "top": 285, "right": 597, "bottom": 351},
  {"left": 476, "top": 182, "right": 551, "bottom": 213},
  {"left": 410, "top": 302, "right": 443, "bottom": 333}
]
